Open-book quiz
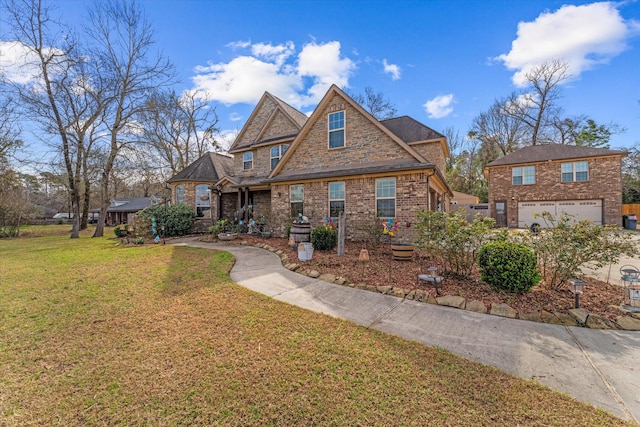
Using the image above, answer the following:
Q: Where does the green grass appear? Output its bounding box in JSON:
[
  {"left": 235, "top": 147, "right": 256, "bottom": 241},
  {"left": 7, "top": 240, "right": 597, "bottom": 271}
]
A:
[{"left": 0, "top": 234, "right": 632, "bottom": 426}]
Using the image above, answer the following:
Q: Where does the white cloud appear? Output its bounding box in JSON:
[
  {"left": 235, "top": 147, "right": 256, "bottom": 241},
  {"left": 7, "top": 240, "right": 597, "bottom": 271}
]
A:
[
  {"left": 423, "top": 94, "right": 455, "bottom": 119},
  {"left": 497, "top": 2, "right": 640, "bottom": 86},
  {"left": 191, "top": 40, "right": 356, "bottom": 108},
  {"left": 226, "top": 40, "right": 251, "bottom": 50},
  {"left": 382, "top": 59, "right": 401, "bottom": 80},
  {"left": 0, "top": 41, "right": 45, "bottom": 84},
  {"left": 229, "top": 112, "right": 243, "bottom": 122}
]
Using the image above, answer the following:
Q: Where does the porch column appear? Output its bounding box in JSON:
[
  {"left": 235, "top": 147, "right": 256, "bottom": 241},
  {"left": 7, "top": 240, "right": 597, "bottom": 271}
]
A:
[
  {"left": 237, "top": 189, "right": 242, "bottom": 221},
  {"left": 244, "top": 187, "right": 250, "bottom": 222}
]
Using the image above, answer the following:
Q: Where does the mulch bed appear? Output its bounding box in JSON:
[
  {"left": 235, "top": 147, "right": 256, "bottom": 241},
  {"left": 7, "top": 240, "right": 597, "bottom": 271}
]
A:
[{"left": 207, "top": 234, "right": 629, "bottom": 322}]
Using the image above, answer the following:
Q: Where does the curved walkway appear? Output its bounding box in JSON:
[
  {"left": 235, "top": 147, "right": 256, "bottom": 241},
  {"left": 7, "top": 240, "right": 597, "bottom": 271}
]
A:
[{"left": 173, "top": 238, "right": 640, "bottom": 423}]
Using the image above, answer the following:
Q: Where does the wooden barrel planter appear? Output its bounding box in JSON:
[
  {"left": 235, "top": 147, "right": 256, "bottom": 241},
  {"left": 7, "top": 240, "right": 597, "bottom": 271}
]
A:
[
  {"left": 290, "top": 223, "right": 311, "bottom": 243},
  {"left": 391, "top": 243, "right": 415, "bottom": 261}
]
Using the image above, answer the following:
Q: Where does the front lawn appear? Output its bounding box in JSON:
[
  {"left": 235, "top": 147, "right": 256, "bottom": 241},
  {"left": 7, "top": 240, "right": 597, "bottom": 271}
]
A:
[{"left": 0, "top": 235, "right": 631, "bottom": 425}]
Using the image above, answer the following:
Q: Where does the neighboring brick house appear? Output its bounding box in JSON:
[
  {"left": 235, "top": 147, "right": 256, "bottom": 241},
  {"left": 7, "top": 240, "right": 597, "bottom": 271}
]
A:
[
  {"left": 168, "top": 85, "right": 453, "bottom": 240},
  {"left": 484, "top": 144, "right": 627, "bottom": 228}
]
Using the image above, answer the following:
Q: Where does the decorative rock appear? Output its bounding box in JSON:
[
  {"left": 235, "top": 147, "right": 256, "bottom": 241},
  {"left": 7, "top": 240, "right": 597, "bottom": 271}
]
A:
[
  {"left": 275, "top": 250, "right": 283, "bottom": 256},
  {"left": 318, "top": 273, "right": 336, "bottom": 283},
  {"left": 465, "top": 300, "right": 487, "bottom": 314},
  {"left": 413, "top": 289, "right": 428, "bottom": 302},
  {"left": 553, "top": 312, "right": 576, "bottom": 326},
  {"left": 377, "top": 285, "right": 392, "bottom": 295},
  {"left": 519, "top": 311, "right": 541, "bottom": 322},
  {"left": 540, "top": 310, "right": 564, "bottom": 325},
  {"left": 586, "top": 314, "right": 617, "bottom": 329},
  {"left": 285, "top": 263, "right": 299, "bottom": 271},
  {"left": 308, "top": 270, "right": 320, "bottom": 278},
  {"left": 365, "top": 284, "right": 378, "bottom": 293},
  {"left": 392, "top": 287, "right": 406, "bottom": 298},
  {"left": 615, "top": 316, "right": 640, "bottom": 331},
  {"left": 569, "top": 308, "right": 589, "bottom": 325},
  {"left": 353, "top": 283, "right": 368, "bottom": 289},
  {"left": 436, "top": 295, "right": 465, "bottom": 309},
  {"left": 425, "top": 294, "right": 438, "bottom": 305},
  {"left": 335, "top": 277, "right": 347, "bottom": 286},
  {"left": 490, "top": 303, "right": 517, "bottom": 318},
  {"left": 405, "top": 290, "right": 416, "bottom": 300}
]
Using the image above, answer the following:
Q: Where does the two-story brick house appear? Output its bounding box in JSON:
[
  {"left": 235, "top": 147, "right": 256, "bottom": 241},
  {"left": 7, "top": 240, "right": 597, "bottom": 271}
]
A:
[
  {"left": 484, "top": 144, "right": 627, "bottom": 228},
  {"left": 168, "top": 84, "right": 453, "bottom": 240}
]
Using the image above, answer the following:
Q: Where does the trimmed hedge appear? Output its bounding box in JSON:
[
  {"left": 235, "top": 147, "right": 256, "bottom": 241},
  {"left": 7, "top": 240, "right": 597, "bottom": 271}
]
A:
[
  {"left": 311, "top": 225, "right": 337, "bottom": 251},
  {"left": 478, "top": 241, "right": 540, "bottom": 293}
]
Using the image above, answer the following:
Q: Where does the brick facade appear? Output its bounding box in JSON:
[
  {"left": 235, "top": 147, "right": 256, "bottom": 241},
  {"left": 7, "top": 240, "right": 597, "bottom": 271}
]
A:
[{"left": 487, "top": 156, "right": 624, "bottom": 227}]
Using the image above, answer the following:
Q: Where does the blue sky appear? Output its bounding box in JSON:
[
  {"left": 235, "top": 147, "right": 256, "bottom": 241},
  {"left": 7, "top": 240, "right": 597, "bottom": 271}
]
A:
[{"left": 3, "top": 0, "right": 640, "bottom": 152}]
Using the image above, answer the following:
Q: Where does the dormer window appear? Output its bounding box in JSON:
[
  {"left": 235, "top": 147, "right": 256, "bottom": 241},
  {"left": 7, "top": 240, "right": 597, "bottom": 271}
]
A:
[
  {"left": 328, "top": 111, "right": 345, "bottom": 149},
  {"left": 270, "top": 144, "right": 289, "bottom": 170},
  {"left": 243, "top": 152, "right": 253, "bottom": 170}
]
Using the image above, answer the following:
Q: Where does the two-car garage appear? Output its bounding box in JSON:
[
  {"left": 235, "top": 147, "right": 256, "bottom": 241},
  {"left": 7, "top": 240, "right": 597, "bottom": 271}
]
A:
[{"left": 517, "top": 199, "right": 603, "bottom": 229}]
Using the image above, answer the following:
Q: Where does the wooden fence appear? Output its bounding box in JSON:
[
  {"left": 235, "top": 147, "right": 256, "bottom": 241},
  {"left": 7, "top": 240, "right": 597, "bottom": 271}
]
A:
[{"left": 622, "top": 204, "right": 640, "bottom": 215}]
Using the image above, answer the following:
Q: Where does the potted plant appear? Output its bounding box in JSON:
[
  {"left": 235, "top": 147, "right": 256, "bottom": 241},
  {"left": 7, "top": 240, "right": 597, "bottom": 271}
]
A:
[{"left": 383, "top": 218, "right": 415, "bottom": 261}]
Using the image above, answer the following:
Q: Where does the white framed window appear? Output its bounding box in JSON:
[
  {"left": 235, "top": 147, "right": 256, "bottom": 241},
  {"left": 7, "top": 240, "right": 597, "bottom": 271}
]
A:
[
  {"left": 376, "top": 178, "right": 396, "bottom": 218},
  {"left": 243, "top": 152, "right": 253, "bottom": 170},
  {"left": 328, "top": 111, "right": 345, "bottom": 149},
  {"left": 561, "top": 161, "right": 589, "bottom": 182},
  {"left": 195, "top": 184, "right": 211, "bottom": 218},
  {"left": 176, "top": 185, "right": 185, "bottom": 204},
  {"left": 270, "top": 144, "right": 289, "bottom": 170},
  {"left": 290, "top": 184, "right": 304, "bottom": 219},
  {"left": 328, "top": 181, "right": 345, "bottom": 219},
  {"left": 512, "top": 166, "right": 535, "bottom": 185}
]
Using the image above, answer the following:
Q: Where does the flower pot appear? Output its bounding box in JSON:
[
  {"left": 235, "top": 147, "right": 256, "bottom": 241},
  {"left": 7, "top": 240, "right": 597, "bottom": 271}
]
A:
[{"left": 391, "top": 243, "right": 415, "bottom": 261}]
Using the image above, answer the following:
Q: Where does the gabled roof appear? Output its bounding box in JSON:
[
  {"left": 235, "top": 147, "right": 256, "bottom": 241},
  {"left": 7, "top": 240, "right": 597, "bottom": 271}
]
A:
[
  {"left": 380, "top": 116, "right": 444, "bottom": 143},
  {"left": 106, "top": 197, "right": 153, "bottom": 212},
  {"left": 485, "top": 144, "right": 626, "bottom": 168},
  {"left": 167, "top": 152, "right": 234, "bottom": 183},
  {"left": 228, "top": 92, "right": 307, "bottom": 153},
  {"left": 269, "top": 84, "right": 428, "bottom": 178}
]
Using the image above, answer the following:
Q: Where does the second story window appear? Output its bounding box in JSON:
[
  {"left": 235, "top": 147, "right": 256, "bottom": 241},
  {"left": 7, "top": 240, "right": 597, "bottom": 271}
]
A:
[
  {"left": 328, "top": 111, "right": 345, "bottom": 149},
  {"left": 561, "top": 161, "right": 589, "bottom": 182},
  {"left": 512, "top": 166, "right": 535, "bottom": 185},
  {"left": 176, "top": 185, "right": 185, "bottom": 204},
  {"left": 243, "top": 152, "right": 253, "bottom": 170},
  {"left": 270, "top": 144, "right": 289, "bottom": 170}
]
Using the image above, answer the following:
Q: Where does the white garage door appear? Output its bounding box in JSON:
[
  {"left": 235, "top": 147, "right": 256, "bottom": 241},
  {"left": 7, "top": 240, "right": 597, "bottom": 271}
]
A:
[{"left": 518, "top": 199, "right": 602, "bottom": 228}]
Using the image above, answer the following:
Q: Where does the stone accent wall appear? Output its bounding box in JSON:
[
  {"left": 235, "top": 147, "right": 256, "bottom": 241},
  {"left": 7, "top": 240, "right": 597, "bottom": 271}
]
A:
[
  {"left": 271, "top": 172, "right": 440, "bottom": 242},
  {"left": 488, "top": 156, "right": 623, "bottom": 227},
  {"left": 235, "top": 97, "right": 276, "bottom": 147},
  {"left": 281, "top": 94, "right": 415, "bottom": 172}
]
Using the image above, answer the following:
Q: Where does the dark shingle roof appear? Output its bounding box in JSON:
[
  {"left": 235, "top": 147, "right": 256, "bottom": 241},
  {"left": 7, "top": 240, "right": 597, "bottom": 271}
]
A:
[
  {"left": 380, "top": 116, "right": 444, "bottom": 143},
  {"left": 486, "top": 144, "right": 626, "bottom": 167},
  {"left": 266, "top": 159, "right": 436, "bottom": 183},
  {"left": 106, "top": 197, "right": 153, "bottom": 212},
  {"left": 167, "top": 152, "right": 234, "bottom": 183}
]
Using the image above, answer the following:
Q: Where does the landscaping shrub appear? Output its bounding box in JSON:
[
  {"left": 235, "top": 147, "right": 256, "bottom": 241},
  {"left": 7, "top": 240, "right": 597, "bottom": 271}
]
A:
[
  {"left": 114, "top": 224, "right": 128, "bottom": 237},
  {"left": 478, "top": 241, "right": 540, "bottom": 293},
  {"left": 520, "top": 212, "right": 638, "bottom": 289},
  {"left": 209, "top": 219, "right": 230, "bottom": 236},
  {"left": 415, "top": 210, "right": 496, "bottom": 277},
  {"left": 136, "top": 204, "right": 195, "bottom": 237},
  {"left": 311, "top": 225, "right": 337, "bottom": 251}
]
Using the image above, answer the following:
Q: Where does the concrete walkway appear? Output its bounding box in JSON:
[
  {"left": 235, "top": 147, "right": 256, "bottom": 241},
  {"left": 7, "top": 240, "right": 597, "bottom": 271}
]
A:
[{"left": 174, "top": 238, "right": 640, "bottom": 423}]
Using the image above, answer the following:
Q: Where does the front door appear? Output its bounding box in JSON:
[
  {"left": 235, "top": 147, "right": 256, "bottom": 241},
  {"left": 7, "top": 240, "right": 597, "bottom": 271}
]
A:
[{"left": 494, "top": 201, "right": 507, "bottom": 227}]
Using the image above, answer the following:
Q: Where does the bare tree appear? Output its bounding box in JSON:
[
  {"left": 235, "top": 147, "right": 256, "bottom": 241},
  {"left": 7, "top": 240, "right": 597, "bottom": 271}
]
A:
[
  {"left": 136, "top": 89, "right": 220, "bottom": 177},
  {"left": 87, "top": 0, "right": 175, "bottom": 237},
  {"left": 0, "top": 96, "right": 23, "bottom": 161},
  {"left": 469, "top": 97, "right": 529, "bottom": 156},
  {"left": 2, "top": 0, "right": 92, "bottom": 237},
  {"left": 502, "top": 59, "right": 571, "bottom": 145},
  {"left": 349, "top": 86, "right": 397, "bottom": 120}
]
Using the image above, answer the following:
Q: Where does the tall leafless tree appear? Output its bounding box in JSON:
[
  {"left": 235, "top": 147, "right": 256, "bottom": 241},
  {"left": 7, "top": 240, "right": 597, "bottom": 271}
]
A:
[
  {"left": 86, "top": 0, "right": 175, "bottom": 237},
  {"left": 349, "top": 86, "right": 397, "bottom": 120}
]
